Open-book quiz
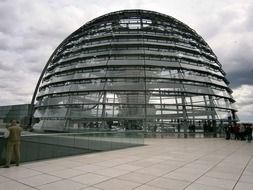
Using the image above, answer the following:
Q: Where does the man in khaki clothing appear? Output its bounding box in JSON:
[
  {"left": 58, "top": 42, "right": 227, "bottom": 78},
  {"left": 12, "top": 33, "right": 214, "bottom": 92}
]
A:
[{"left": 4, "top": 120, "right": 22, "bottom": 168}]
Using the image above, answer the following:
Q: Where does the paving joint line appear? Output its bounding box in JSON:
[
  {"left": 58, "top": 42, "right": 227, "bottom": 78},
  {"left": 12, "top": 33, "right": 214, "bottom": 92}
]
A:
[{"left": 182, "top": 142, "right": 250, "bottom": 190}]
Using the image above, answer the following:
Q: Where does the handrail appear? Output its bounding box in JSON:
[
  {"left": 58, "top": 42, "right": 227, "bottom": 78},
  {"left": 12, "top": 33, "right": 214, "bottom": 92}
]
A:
[{"left": 13, "top": 130, "right": 145, "bottom": 137}]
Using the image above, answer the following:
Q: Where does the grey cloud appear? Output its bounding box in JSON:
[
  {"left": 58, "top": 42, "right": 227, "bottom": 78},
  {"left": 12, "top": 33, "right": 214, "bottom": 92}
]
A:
[
  {"left": 219, "top": 40, "right": 253, "bottom": 88},
  {"left": 227, "top": 70, "right": 253, "bottom": 88},
  {"left": 232, "top": 84, "right": 253, "bottom": 122},
  {"left": 197, "top": 3, "right": 253, "bottom": 89},
  {"left": 245, "top": 3, "right": 253, "bottom": 32},
  {"left": 0, "top": 2, "right": 21, "bottom": 34},
  {"left": 197, "top": 15, "right": 228, "bottom": 39},
  {"left": 0, "top": 61, "right": 11, "bottom": 71}
]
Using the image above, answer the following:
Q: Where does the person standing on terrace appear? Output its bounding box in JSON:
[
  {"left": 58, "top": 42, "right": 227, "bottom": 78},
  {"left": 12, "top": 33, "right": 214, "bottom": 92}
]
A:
[
  {"left": 246, "top": 124, "right": 252, "bottom": 143},
  {"left": 4, "top": 120, "right": 22, "bottom": 168}
]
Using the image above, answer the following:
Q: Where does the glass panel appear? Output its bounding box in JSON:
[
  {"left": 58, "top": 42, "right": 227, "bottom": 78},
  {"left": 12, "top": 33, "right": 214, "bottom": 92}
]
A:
[
  {"left": 44, "top": 107, "right": 68, "bottom": 117},
  {"left": 71, "top": 93, "right": 102, "bottom": 104},
  {"left": 0, "top": 131, "right": 144, "bottom": 166},
  {"left": 68, "top": 106, "right": 99, "bottom": 118}
]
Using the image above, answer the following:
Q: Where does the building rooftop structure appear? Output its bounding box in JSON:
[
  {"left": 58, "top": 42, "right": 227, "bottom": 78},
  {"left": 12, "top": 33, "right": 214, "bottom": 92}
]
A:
[
  {"left": 0, "top": 138, "right": 252, "bottom": 190},
  {"left": 31, "top": 9, "right": 238, "bottom": 132}
]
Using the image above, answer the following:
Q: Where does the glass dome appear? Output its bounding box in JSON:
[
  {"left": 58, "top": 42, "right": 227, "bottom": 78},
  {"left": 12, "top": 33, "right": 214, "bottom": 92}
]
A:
[{"left": 32, "top": 9, "right": 238, "bottom": 132}]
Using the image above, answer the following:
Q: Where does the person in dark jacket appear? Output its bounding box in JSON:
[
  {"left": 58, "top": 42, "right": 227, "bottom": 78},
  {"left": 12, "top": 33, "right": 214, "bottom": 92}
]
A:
[
  {"left": 246, "top": 125, "right": 252, "bottom": 143},
  {"left": 225, "top": 125, "right": 231, "bottom": 140},
  {"left": 4, "top": 120, "right": 22, "bottom": 168}
]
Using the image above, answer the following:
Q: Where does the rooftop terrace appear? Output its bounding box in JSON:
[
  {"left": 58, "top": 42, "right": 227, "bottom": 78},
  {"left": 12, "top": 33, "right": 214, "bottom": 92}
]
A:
[{"left": 0, "top": 138, "right": 253, "bottom": 190}]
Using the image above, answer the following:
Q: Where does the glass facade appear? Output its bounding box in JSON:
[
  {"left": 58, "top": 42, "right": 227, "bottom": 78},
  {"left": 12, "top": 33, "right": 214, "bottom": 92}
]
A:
[
  {"left": 32, "top": 10, "right": 238, "bottom": 132},
  {"left": 0, "top": 131, "right": 144, "bottom": 165},
  {"left": 0, "top": 104, "right": 31, "bottom": 129}
]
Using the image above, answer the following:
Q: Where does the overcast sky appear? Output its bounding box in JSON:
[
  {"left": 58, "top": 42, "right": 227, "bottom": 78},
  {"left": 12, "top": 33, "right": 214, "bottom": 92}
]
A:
[{"left": 0, "top": 0, "right": 252, "bottom": 122}]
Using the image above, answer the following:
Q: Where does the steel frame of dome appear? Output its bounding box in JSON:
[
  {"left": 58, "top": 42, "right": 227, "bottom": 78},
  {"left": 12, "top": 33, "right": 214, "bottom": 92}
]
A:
[{"left": 31, "top": 9, "right": 238, "bottom": 132}]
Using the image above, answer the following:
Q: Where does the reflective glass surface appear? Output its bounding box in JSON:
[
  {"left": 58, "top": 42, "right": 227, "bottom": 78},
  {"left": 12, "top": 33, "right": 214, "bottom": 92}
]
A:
[
  {"left": 33, "top": 10, "right": 238, "bottom": 132},
  {"left": 0, "top": 131, "right": 144, "bottom": 165}
]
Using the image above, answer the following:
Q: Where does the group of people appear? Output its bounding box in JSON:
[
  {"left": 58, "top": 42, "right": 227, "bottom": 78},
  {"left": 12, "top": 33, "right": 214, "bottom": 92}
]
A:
[
  {"left": 225, "top": 123, "right": 252, "bottom": 142},
  {"left": 1, "top": 120, "right": 22, "bottom": 168}
]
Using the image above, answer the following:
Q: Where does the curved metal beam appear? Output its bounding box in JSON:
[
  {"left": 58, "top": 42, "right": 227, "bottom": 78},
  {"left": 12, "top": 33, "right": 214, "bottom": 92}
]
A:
[{"left": 28, "top": 30, "right": 80, "bottom": 127}]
